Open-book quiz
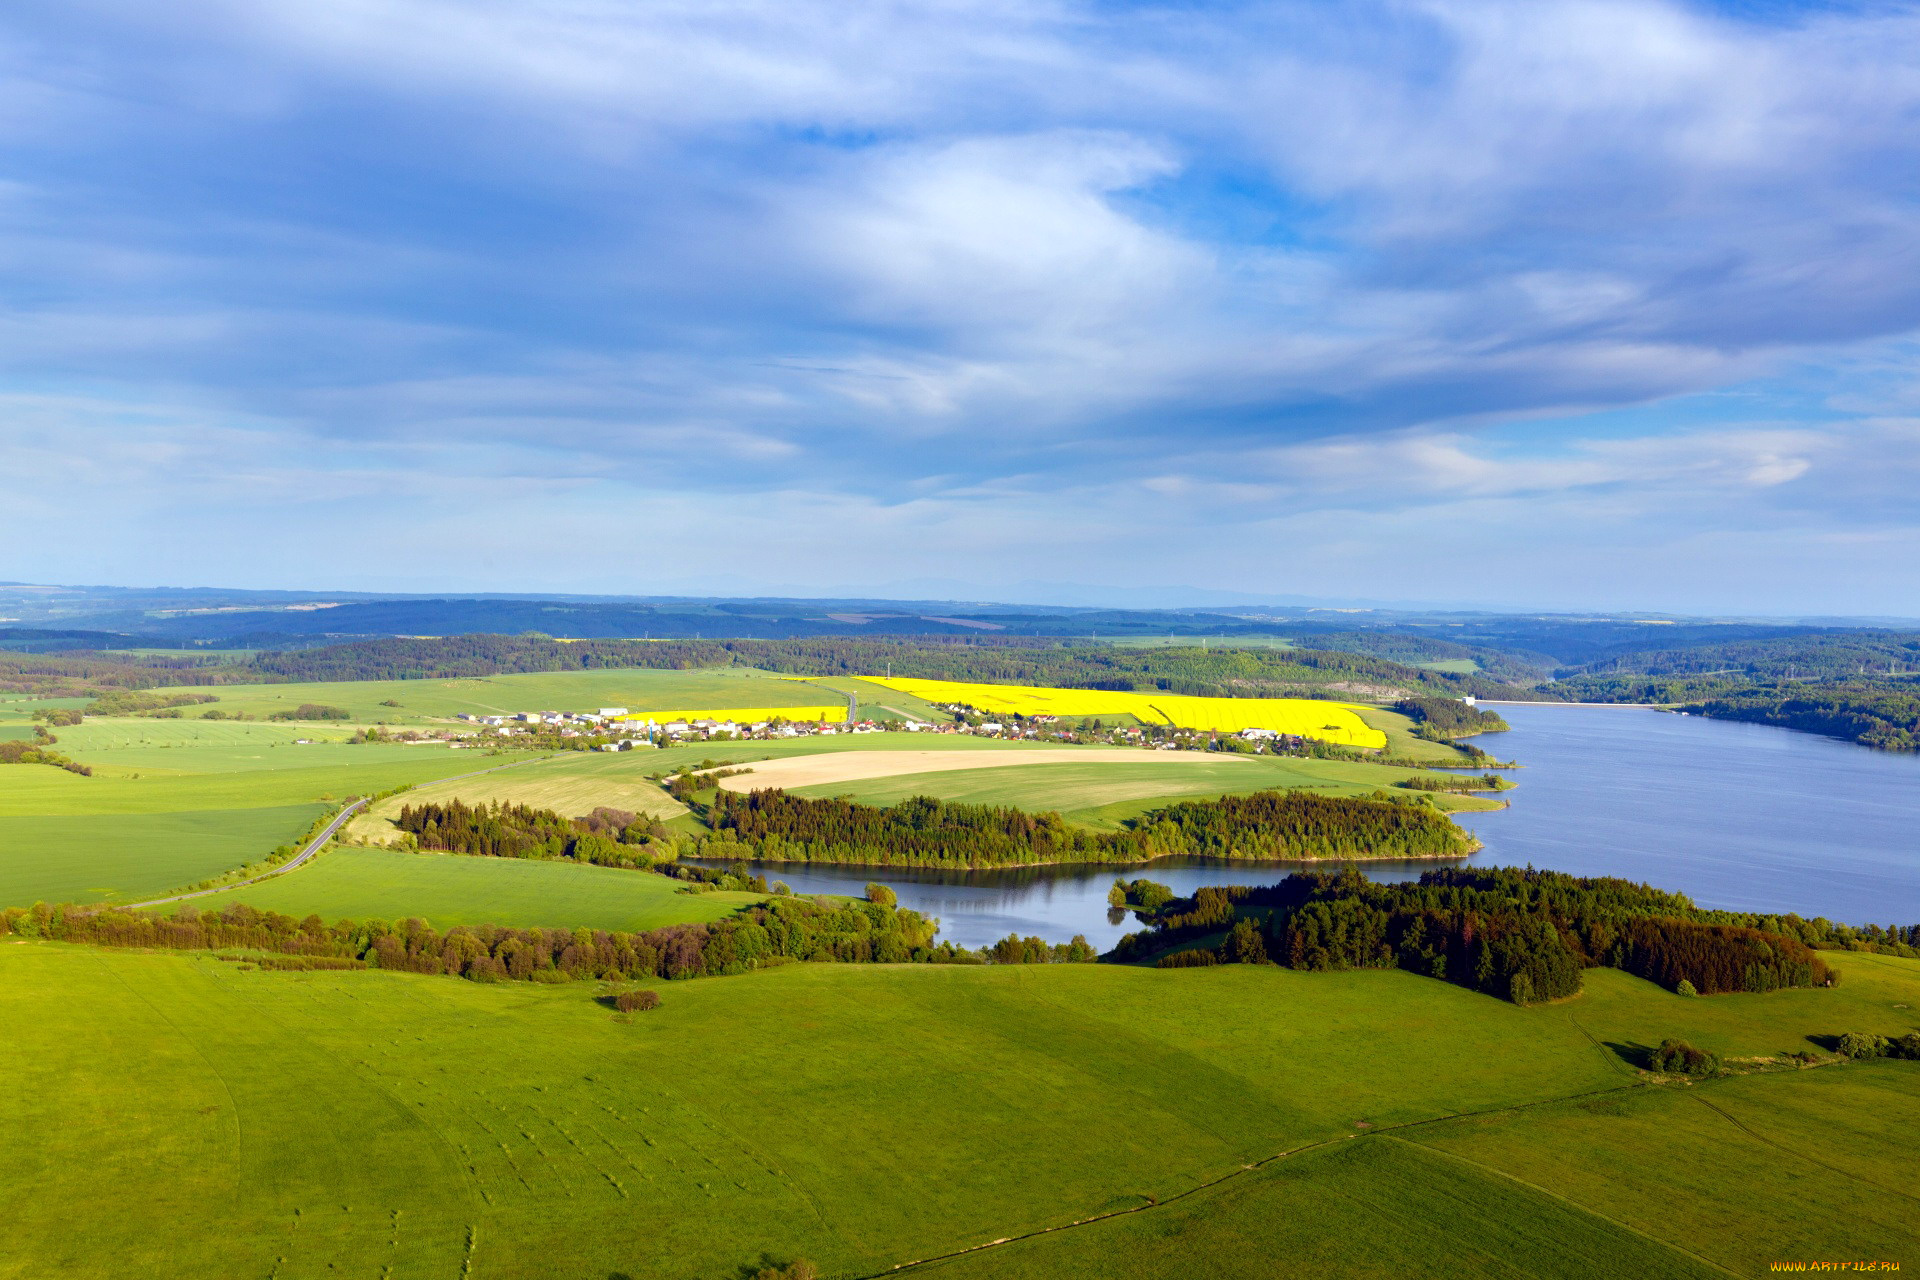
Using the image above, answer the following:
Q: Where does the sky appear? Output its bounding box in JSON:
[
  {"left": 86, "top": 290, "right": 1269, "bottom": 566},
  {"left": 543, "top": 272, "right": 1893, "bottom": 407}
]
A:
[{"left": 4, "top": 0, "right": 1920, "bottom": 614}]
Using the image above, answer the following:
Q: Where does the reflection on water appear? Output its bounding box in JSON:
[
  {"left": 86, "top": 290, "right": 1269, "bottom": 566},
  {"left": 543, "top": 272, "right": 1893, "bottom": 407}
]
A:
[{"left": 695, "top": 705, "right": 1920, "bottom": 948}]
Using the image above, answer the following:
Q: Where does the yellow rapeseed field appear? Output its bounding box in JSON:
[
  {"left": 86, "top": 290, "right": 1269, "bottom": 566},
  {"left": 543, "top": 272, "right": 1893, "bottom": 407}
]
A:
[
  {"left": 613, "top": 705, "right": 847, "bottom": 724},
  {"left": 865, "top": 678, "right": 1387, "bottom": 748}
]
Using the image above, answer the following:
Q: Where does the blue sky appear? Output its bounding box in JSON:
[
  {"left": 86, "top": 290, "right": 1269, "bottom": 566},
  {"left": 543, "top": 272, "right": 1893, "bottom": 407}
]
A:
[{"left": 4, "top": 0, "right": 1920, "bottom": 613}]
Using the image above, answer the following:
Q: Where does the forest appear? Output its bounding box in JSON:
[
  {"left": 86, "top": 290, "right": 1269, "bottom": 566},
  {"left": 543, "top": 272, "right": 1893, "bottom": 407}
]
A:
[
  {"left": 700, "top": 786, "right": 1477, "bottom": 868},
  {"left": 1391, "top": 696, "right": 1510, "bottom": 739},
  {"left": 394, "top": 799, "right": 670, "bottom": 868},
  {"left": 1113, "top": 866, "right": 1864, "bottom": 1003},
  {"left": 1557, "top": 629, "right": 1920, "bottom": 680},
  {"left": 0, "top": 631, "right": 1543, "bottom": 704}
]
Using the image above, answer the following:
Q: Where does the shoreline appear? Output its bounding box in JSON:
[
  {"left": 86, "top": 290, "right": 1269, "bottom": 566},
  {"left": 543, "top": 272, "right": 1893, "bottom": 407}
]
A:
[{"left": 689, "top": 839, "right": 1482, "bottom": 875}]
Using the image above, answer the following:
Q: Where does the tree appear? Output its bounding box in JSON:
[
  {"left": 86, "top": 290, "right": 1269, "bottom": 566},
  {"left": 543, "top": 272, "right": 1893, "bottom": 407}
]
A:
[
  {"left": 1226, "top": 919, "right": 1269, "bottom": 965},
  {"left": 865, "top": 882, "right": 897, "bottom": 907},
  {"left": 1675, "top": 979, "right": 1698, "bottom": 997}
]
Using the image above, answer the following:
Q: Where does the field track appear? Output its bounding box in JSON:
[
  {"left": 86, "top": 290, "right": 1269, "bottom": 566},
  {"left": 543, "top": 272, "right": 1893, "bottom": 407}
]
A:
[
  {"left": 121, "top": 754, "right": 558, "bottom": 909},
  {"left": 711, "top": 747, "right": 1249, "bottom": 792}
]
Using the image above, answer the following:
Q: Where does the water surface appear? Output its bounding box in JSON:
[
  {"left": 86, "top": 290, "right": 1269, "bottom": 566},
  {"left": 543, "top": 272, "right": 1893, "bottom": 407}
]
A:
[{"left": 698, "top": 705, "right": 1920, "bottom": 948}]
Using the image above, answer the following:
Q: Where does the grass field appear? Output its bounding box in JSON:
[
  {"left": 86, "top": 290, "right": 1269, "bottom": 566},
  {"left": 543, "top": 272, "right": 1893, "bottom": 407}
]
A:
[
  {"left": 868, "top": 677, "right": 1390, "bottom": 748},
  {"left": 0, "top": 718, "right": 533, "bottom": 907},
  {"left": 786, "top": 754, "right": 1503, "bottom": 827},
  {"left": 346, "top": 751, "right": 688, "bottom": 845},
  {"left": 188, "top": 846, "right": 767, "bottom": 931},
  {"left": 146, "top": 667, "right": 839, "bottom": 724},
  {"left": 2, "top": 944, "right": 1913, "bottom": 1279},
  {"left": 1353, "top": 703, "right": 1502, "bottom": 764}
]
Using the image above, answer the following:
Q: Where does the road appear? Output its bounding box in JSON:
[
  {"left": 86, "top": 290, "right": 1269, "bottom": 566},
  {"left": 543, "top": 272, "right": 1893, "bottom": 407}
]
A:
[{"left": 121, "top": 752, "right": 559, "bottom": 910}]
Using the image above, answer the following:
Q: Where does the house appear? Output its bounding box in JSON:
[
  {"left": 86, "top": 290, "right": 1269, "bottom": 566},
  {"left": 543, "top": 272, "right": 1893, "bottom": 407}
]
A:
[{"left": 599, "top": 707, "right": 629, "bottom": 718}]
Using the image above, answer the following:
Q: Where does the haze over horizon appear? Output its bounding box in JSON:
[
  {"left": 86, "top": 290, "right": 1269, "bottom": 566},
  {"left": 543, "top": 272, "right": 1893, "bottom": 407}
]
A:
[{"left": 5, "top": 0, "right": 1918, "bottom": 614}]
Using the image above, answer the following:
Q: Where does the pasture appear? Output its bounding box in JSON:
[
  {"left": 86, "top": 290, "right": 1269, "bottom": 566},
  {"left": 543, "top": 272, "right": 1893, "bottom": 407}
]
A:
[
  {"left": 346, "top": 751, "right": 687, "bottom": 845},
  {"left": 2, "top": 943, "right": 1913, "bottom": 1279},
  {"left": 144, "top": 666, "right": 837, "bottom": 724},
  {"left": 785, "top": 753, "right": 1502, "bottom": 827},
  {"left": 188, "top": 846, "right": 765, "bottom": 931},
  {"left": 867, "top": 677, "right": 1389, "bottom": 748},
  {"left": 0, "top": 718, "right": 528, "bottom": 907}
]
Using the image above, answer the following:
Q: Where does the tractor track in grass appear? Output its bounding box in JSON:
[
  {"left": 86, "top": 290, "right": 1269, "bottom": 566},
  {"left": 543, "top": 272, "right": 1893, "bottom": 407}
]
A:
[{"left": 851, "top": 1078, "right": 1658, "bottom": 1278}]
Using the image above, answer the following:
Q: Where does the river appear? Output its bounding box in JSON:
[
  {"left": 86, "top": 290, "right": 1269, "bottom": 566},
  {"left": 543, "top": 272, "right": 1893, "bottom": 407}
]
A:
[{"left": 695, "top": 705, "right": 1920, "bottom": 949}]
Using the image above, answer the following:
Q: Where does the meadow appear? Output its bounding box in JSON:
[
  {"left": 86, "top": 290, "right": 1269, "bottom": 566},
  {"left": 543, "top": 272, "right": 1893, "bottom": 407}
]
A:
[
  {"left": 2, "top": 942, "right": 1913, "bottom": 1280},
  {"left": 0, "top": 717, "right": 530, "bottom": 906},
  {"left": 868, "top": 677, "right": 1389, "bottom": 748},
  {"left": 187, "top": 846, "right": 767, "bottom": 931},
  {"left": 785, "top": 754, "right": 1502, "bottom": 828},
  {"left": 346, "top": 750, "right": 688, "bottom": 845}
]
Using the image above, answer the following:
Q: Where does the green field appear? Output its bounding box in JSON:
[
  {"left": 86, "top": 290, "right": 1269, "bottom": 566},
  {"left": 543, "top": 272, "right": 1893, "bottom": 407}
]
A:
[
  {"left": 789, "top": 754, "right": 1503, "bottom": 828},
  {"left": 147, "top": 667, "right": 836, "bottom": 724},
  {"left": 0, "top": 717, "right": 535, "bottom": 907},
  {"left": 188, "top": 846, "right": 768, "bottom": 931},
  {"left": 2, "top": 944, "right": 1913, "bottom": 1279},
  {"left": 1352, "top": 703, "right": 1499, "bottom": 764},
  {"left": 347, "top": 750, "right": 688, "bottom": 844}
]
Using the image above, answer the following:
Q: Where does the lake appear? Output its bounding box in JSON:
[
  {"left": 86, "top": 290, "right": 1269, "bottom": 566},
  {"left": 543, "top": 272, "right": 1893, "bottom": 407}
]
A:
[{"left": 695, "top": 705, "right": 1920, "bottom": 949}]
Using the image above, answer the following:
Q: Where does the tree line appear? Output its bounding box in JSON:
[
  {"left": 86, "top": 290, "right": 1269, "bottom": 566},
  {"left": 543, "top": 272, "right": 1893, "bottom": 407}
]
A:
[
  {"left": 0, "top": 732, "right": 92, "bottom": 776},
  {"left": 2, "top": 895, "right": 1104, "bottom": 978},
  {"left": 700, "top": 786, "right": 1477, "bottom": 869},
  {"left": 1115, "top": 866, "right": 1857, "bottom": 1004}
]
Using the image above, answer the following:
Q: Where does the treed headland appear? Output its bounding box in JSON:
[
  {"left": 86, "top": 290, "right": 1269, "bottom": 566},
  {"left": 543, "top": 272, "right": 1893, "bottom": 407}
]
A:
[{"left": 390, "top": 786, "right": 1480, "bottom": 871}]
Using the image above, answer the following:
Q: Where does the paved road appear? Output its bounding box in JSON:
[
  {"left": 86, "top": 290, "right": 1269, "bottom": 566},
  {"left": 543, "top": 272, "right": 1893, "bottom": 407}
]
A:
[
  {"left": 121, "top": 752, "right": 559, "bottom": 911},
  {"left": 124, "top": 798, "right": 369, "bottom": 910}
]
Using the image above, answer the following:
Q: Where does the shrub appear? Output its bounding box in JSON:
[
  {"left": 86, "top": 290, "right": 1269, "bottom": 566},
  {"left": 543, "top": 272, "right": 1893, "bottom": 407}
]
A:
[
  {"left": 1647, "top": 1038, "right": 1720, "bottom": 1076},
  {"left": 614, "top": 989, "right": 661, "bottom": 1013},
  {"left": 1675, "top": 979, "right": 1698, "bottom": 997},
  {"left": 1837, "top": 1030, "right": 1890, "bottom": 1060},
  {"left": 865, "top": 882, "right": 897, "bottom": 907},
  {"left": 750, "top": 1262, "right": 817, "bottom": 1280},
  {"left": 1157, "top": 948, "right": 1220, "bottom": 968}
]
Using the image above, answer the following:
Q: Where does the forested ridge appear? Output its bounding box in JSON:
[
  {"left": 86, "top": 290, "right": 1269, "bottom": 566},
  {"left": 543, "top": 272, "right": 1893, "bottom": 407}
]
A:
[
  {"left": 1114, "top": 866, "right": 1903, "bottom": 1004},
  {"left": 1558, "top": 630, "right": 1920, "bottom": 680}
]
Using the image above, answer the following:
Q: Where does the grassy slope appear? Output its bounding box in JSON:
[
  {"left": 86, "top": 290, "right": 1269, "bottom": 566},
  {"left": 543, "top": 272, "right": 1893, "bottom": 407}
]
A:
[
  {"left": 148, "top": 667, "right": 833, "bottom": 724},
  {"left": 346, "top": 750, "right": 688, "bottom": 844},
  {"left": 0, "top": 719, "right": 532, "bottom": 906},
  {"left": 1351, "top": 704, "right": 1498, "bottom": 765},
  {"left": 3, "top": 945, "right": 1914, "bottom": 1280},
  {"left": 790, "top": 755, "right": 1502, "bottom": 828},
  {"left": 186, "top": 846, "right": 766, "bottom": 931}
]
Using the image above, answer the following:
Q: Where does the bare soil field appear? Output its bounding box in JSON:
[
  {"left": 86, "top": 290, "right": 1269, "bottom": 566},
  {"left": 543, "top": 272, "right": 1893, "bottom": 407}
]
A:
[{"left": 710, "top": 747, "right": 1248, "bottom": 792}]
